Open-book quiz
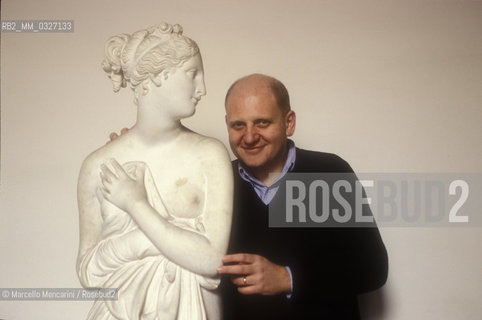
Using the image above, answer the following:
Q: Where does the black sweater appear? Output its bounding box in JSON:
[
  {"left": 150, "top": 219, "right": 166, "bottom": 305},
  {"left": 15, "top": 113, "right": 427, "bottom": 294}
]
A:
[{"left": 221, "top": 148, "right": 388, "bottom": 320}]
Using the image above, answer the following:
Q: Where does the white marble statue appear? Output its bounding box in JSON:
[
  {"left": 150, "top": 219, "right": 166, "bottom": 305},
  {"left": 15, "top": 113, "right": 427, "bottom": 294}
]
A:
[{"left": 76, "top": 22, "right": 233, "bottom": 320}]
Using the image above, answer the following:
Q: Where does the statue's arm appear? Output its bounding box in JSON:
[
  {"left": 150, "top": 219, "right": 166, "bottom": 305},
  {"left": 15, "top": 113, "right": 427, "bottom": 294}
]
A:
[
  {"left": 76, "top": 157, "right": 104, "bottom": 287},
  {"left": 100, "top": 140, "right": 233, "bottom": 277}
]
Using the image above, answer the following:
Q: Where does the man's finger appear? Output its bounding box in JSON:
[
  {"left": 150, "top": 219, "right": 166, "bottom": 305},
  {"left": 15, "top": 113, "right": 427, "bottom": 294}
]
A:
[
  {"left": 109, "top": 132, "right": 119, "bottom": 141},
  {"left": 217, "top": 264, "right": 251, "bottom": 275},
  {"left": 222, "top": 253, "right": 256, "bottom": 264},
  {"left": 231, "top": 275, "right": 252, "bottom": 287},
  {"left": 237, "top": 284, "right": 260, "bottom": 295}
]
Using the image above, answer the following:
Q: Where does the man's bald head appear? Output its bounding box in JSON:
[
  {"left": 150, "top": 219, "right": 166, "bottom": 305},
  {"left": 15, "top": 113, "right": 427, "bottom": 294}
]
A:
[{"left": 225, "top": 74, "right": 291, "bottom": 115}]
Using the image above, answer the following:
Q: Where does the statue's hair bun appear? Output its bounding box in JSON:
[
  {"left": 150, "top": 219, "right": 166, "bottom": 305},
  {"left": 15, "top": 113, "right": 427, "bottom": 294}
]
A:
[{"left": 102, "top": 34, "right": 130, "bottom": 92}]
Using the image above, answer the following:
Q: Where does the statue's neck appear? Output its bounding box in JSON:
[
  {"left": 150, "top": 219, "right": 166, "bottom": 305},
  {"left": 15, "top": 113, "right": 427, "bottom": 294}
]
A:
[{"left": 131, "top": 104, "right": 184, "bottom": 146}]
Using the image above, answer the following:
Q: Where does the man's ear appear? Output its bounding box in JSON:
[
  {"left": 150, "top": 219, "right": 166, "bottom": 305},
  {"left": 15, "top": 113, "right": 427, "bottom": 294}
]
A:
[{"left": 285, "top": 110, "right": 296, "bottom": 136}]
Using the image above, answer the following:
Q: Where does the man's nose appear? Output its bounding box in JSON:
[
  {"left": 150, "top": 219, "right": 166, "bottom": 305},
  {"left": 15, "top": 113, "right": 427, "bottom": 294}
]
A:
[{"left": 243, "top": 126, "right": 259, "bottom": 144}]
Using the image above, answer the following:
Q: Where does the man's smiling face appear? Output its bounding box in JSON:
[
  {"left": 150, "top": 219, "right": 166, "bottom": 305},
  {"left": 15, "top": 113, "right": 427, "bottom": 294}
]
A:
[{"left": 225, "top": 75, "right": 295, "bottom": 178}]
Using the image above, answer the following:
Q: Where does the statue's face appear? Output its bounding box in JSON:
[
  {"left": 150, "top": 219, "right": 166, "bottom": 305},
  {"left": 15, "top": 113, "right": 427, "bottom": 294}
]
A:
[{"left": 152, "top": 54, "right": 206, "bottom": 120}]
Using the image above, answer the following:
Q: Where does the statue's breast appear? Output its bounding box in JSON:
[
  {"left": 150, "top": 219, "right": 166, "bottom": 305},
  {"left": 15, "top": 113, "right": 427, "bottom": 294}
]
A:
[
  {"left": 123, "top": 161, "right": 207, "bottom": 221},
  {"left": 162, "top": 177, "right": 205, "bottom": 219}
]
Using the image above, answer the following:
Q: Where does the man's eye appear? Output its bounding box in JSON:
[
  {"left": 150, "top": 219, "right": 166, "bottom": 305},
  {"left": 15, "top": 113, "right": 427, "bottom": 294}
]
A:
[
  {"left": 231, "top": 123, "right": 244, "bottom": 129},
  {"left": 258, "top": 121, "right": 270, "bottom": 127}
]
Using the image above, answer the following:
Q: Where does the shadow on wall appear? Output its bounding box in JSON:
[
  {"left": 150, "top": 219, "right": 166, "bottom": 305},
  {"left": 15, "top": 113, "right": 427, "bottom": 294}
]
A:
[{"left": 359, "top": 287, "right": 388, "bottom": 320}]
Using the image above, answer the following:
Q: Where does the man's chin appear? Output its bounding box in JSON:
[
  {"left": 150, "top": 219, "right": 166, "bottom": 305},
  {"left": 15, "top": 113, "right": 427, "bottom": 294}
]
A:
[{"left": 239, "top": 156, "right": 266, "bottom": 169}]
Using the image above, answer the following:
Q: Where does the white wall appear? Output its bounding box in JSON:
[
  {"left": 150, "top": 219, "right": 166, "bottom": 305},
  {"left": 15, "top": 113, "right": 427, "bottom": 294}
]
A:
[{"left": 1, "top": 0, "right": 481, "bottom": 319}]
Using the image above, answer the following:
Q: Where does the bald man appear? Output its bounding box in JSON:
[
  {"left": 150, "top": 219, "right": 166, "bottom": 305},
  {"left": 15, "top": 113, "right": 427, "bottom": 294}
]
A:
[{"left": 217, "top": 74, "right": 388, "bottom": 319}]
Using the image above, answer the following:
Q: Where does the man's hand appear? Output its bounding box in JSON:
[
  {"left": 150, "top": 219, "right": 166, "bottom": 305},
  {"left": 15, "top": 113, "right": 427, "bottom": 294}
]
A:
[
  {"left": 217, "top": 253, "right": 291, "bottom": 295},
  {"left": 109, "top": 127, "right": 129, "bottom": 142}
]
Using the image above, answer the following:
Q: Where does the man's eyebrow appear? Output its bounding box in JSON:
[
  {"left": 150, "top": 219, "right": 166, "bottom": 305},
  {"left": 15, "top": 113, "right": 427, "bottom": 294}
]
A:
[
  {"left": 254, "top": 118, "right": 270, "bottom": 123},
  {"left": 228, "top": 120, "right": 245, "bottom": 125}
]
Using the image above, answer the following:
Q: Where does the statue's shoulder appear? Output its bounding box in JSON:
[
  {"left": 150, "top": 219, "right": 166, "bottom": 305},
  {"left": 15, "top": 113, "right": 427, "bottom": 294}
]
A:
[
  {"left": 199, "top": 136, "right": 228, "bottom": 153},
  {"left": 200, "top": 137, "right": 230, "bottom": 158},
  {"left": 182, "top": 131, "right": 228, "bottom": 153},
  {"left": 79, "top": 141, "right": 119, "bottom": 177},
  {"left": 181, "top": 131, "right": 231, "bottom": 164}
]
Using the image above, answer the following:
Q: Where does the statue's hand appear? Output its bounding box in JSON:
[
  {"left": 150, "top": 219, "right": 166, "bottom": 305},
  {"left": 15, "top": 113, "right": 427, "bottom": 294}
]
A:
[{"left": 100, "top": 159, "right": 148, "bottom": 213}]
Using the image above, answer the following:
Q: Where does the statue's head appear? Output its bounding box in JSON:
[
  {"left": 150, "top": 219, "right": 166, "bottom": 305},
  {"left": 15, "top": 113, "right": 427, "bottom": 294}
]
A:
[{"left": 102, "top": 22, "right": 200, "bottom": 104}]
